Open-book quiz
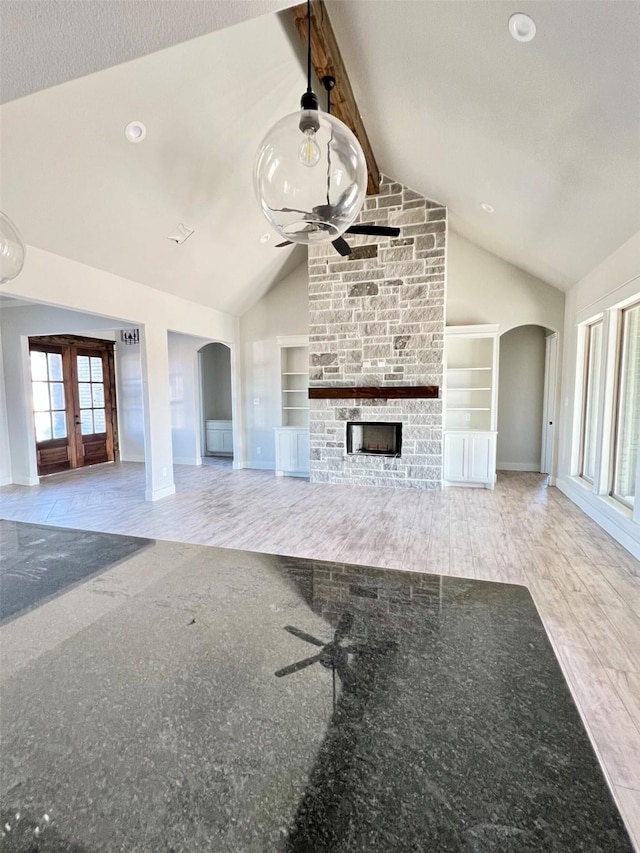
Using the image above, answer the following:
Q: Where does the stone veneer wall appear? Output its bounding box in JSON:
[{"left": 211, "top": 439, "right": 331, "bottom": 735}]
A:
[{"left": 308, "top": 175, "right": 446, "bottom": 489}]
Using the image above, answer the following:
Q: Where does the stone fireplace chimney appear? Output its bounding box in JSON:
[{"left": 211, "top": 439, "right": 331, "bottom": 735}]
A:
[{"left": 308, "top": 176, "right": 446, "bottom": 490}]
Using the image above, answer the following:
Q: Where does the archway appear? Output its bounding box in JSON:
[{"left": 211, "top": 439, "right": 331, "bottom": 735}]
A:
[
  {"left": 497, "top": 324, "right": 557, "bottom": 477},
  {"left": 199, "top": 342, "right": 233, "bottom": 461}
]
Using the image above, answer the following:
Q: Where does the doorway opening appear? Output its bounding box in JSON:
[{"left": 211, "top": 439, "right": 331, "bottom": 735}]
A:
[
  {"left": 496, "top": 325, "right": 557, "bottom": 481},
  {"left": 29, "top": 335, "right": 118, "bottom": 476},
  {"left": 199, "top": 342, "right": 233, "bottom": 460}
]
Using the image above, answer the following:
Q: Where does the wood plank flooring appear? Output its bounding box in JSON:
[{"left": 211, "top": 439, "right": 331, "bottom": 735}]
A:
[{"left": 1, "top": 461, "right": 639, "bottom": 850}]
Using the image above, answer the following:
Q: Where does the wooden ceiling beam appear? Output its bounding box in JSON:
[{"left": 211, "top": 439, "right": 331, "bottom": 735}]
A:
[{"left": 290, "top": 0, "right": 380, "bottom": 195}]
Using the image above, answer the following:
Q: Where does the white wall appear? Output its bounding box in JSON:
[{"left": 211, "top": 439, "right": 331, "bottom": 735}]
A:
[
  {"left": 497, "top": 325, "right": 547, "bottom": 471},
  {"left": 240, "top": 262, "right": 309, "bottom": 469},
  {"left": 115, "top": 340, "right": 145, "bottom": 462},
  {"left": 0, "top": 331, "right": 12, "bottom": 485},
  {"left": 201, "top": 343, "right": 232, "bottom": 421},
  {"left": 447, "top": 231, "right": 565, "bottom": 334},
  {"left": 557, "top": 230, "right": 640, "bottom": 559},
  {"left": 168, "top": 331, "right": 212, "bottom": 465}
]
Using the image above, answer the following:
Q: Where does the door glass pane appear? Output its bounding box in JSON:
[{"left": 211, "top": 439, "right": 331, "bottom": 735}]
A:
[
  {"left": 77, "top": 356, "right": 91, "bottom": 382},
  {"left": 50, "top": 382, "right": 65, "bottom": 410},
  {"left": 92, "top": 384, "right": 105, "bottom": 407},
  {"left": 52, "top": 411, "right": 67, "bottom": 439},
  {"left": 30, "top": 351, "right": 48, "bottom": 381},
  {"left": 93, "top": 409, "right": 106, "bottom": 433},
  {"left": 612, "top": 304, "right": 639, "bottom": 506},
  {"left": 80, "top": 410, "right": 94, "bottom": 435},
  {"left": 90, "top": 357, "right": 103, "bottom": 382},
  {"left": 32, "top": 382, "right": 50, "bottom": 412},
  {"left": 34, "top": 412, "right": 52, "bottom": 442},
  {"left": 581, "top": 322, "right": 602, "bottom": 482},
  {"left": 48, "top": 352, "right": 63, "bottom": 381},
  {"left": 78, "top": 383, "right": 92, "bottom": 408}
]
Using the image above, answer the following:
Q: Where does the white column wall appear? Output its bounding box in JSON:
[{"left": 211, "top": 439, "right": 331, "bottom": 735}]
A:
[{"left": 0, "top": 332, "right": 12, "bottom": 485}]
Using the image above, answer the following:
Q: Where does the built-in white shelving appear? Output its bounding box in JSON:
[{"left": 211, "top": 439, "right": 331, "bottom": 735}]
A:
[
  {"left": 275, "top": 335, "right": 310, "bottom": 477},
  {"left": 444, "top": 325, "right": 499, "bottom": 489}
]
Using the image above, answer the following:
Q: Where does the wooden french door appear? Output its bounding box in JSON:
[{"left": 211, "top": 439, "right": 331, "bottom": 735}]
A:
[{"left": 29, "top": 335, "right": 119, "bottom": 476}]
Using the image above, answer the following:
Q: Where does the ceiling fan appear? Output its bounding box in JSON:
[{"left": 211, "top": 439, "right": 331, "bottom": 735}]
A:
[
  {"left": 275, "top": 611, "right": 398, "bottom": 711},
  {"left": 274, "top": 76, "right": 400, "bottom": 256}
]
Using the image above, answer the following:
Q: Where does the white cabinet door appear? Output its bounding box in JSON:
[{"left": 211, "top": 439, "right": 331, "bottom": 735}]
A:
[
  {"left": 275, "top": 428, "right": 309, "bottom": 476},
  {"left": 206, "top": 429, "right": 224, "bottom": 454},
  {"left": 468, "top": 433, "right": 493, "bottom": 482},
  {"left": 294, "top": 430, "right": 309, "bottom": 470},
  {"left": 221, "top": 431, "right": 233, "bottom": 453},
  {"left": 443, "top": 433, "right": 467, "bottom": 481},
  {"left": 276, "top": 430, "right": 295, "bottom": 473}
]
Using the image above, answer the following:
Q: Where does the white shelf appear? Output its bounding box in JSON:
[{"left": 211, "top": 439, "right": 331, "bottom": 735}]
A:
[
  {"left": 448, "top": 387, "right": 492, "bottom": 392},
  {"left": 447, "top": 366, "right": 492, "bottom": 372},
  {"left": 279, "top": 339, "right": 309, "bottom": 428}
]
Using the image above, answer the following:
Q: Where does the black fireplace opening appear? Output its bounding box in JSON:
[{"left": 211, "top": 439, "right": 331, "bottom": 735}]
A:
[{"left": 346, "top": 422, "right": 402, "bottom": 458}]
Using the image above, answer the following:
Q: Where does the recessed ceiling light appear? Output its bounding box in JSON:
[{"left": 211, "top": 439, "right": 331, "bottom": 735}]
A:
[
  {"left": 480, "top": 202, "right": 495, "bottom": 213},
  {"left": 259, "top": 233, "right": 271, "bottom": 244},
  {"left": 124, "top": 121, "right": 146, "bottom": 143},
  {"left": 509, "top": 13, "right": 536, "bottom": 42}
]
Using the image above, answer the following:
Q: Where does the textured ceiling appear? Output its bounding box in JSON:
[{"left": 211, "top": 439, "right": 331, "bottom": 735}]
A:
[
  {"left": 0, "top": 0, "right": 298, "bottom": 103},
  {"left": 1, "top": 1, "right": 639, "bottom": 315}
]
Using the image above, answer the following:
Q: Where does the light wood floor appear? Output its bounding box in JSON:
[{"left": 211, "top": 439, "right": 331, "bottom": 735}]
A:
[{"left": 2, "top": 461, "right": 640, "bottom": 849}]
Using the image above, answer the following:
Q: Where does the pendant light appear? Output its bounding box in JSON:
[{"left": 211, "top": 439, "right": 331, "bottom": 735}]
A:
[
  {"left": 254, "top": 0, "right": 367, "bottom": 245},
  {"left": 0, "top": 211, "right": 26, "bottom": 284}
]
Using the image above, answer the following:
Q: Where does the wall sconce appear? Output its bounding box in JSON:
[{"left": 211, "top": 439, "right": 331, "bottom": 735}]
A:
[{"left": 120, "top": 329, "right": 140, "bottom": 345}]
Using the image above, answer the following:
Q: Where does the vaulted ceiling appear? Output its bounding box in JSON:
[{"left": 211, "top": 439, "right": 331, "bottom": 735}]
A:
[{"left": 1, "top": 1, "right": 638, "bottom": 314}]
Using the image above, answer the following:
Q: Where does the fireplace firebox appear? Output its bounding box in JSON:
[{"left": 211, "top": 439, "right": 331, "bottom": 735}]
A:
[{"left": 346, "top": 422, "right": 402, "bottom": 457}]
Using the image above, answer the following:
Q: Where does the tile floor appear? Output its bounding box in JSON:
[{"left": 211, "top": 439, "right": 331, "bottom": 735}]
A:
[{"left": 1, "top": 460, "right": 639, "bottom": 849}]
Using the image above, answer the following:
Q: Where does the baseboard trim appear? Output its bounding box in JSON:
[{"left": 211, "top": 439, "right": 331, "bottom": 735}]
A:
[
  {"left": 0, "top": 476, "right": 12, "bottom": 486},
  {"left": 12, "top": 476, "right": 40, "bottom": 486},
  {"left": 173, "top": 457, "right": 202, "bottom": 466},
  {"left": 242, "top": 461, "right": 275, "bottom": 471},
  {"left": 496, "top": 462, "right": 540, "bottom": 472},
  {"left": 144, "top": 484, "right": 176, "bottom": 502},
  {"left": 557, "top": 475, "right": 640, "bottom": 561}
]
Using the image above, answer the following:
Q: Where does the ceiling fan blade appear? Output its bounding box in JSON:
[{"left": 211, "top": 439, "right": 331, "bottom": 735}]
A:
[
  {"left": 334, "top": 611, "right": 354, "bottom": 642},
  {"left": 332, "top": 236, "right": 351, "bottom": 256},
  {"left": 275, "top": 240, "right": 293, "bottom": 248},
  {"left": 283, "top": 625, "right": 325, "bottom": 647},
  {"left": 275, "top": 652, "right": 323, "bottom": 678},
  {"left": 346, "top": 225, "right": 401, "bottom": 237}
]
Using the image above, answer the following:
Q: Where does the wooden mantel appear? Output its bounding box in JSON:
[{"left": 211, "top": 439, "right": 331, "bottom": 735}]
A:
[{"left": 309, "top": 386, "right": 439, "bottom": 400}]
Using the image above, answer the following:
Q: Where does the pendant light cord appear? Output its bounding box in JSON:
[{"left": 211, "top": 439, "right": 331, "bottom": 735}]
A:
[{"left": 306, "top": 0, "right": 312, "bottom": 94}]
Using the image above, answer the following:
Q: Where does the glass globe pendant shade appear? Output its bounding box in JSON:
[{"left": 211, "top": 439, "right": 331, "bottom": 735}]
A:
[
  {"left": 254, "top": 108, "right": 367, "bottom": 244},
  {"left": 0, "top": 211, "right": 26, "bottom": 284}
]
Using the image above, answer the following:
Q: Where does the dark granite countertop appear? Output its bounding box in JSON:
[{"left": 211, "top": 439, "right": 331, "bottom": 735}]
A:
[{"left": 0, "top": 521, "right": 633, "bottom": 851}]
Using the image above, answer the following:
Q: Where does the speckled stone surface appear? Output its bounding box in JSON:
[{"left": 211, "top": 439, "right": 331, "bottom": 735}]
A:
[
  {"left": 0, "top": 522, "right": 633, "bottom": 851},
  {"left": 0, "top": 519, "right": 150, "bottom": 623}
]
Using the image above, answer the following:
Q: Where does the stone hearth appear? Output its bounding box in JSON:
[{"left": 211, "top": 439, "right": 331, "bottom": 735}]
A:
[{"left": 308, "top": 176, "right": 446, "bottom": 490}]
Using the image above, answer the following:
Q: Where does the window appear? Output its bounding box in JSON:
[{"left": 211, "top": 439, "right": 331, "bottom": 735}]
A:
[
  {"left": 611, "top": 302, "right": 640, "bottom": 507},
  {"left": 580, "top": 320, "right": 603, "bottom": 482}
]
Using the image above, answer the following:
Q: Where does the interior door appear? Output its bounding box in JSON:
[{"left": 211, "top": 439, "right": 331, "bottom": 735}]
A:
[
  {"left": 73, "top": 348, "right": 113, "bottom": 467},
  {"left": 30, "top": 336, "right": 118, "bottom": 476},
  {"left": 540, "top": 333, "right": 558, "bottom": 475}
]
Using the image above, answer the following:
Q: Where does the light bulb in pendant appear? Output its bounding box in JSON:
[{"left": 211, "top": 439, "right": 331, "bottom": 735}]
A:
[{"left": 299, "top": 128, "right": 321, "bottom": 167}]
